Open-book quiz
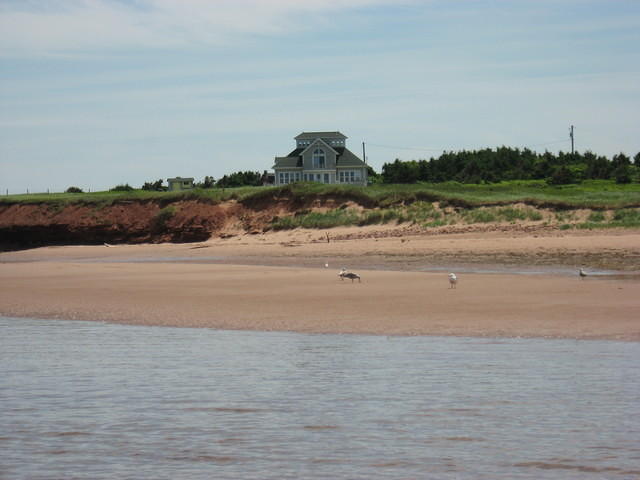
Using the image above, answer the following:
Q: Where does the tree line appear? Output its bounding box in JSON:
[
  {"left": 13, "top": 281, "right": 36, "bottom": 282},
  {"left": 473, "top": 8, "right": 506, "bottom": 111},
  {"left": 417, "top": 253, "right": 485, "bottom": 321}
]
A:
[
  {"left": 63, "top": 148, "right": 639, "bottom": 194},
  {"left": 379, "top": 147, "right": 640, "bottom": 185},
  {"left": 139, "top": 171, "right": 264, "bottom": 191}
]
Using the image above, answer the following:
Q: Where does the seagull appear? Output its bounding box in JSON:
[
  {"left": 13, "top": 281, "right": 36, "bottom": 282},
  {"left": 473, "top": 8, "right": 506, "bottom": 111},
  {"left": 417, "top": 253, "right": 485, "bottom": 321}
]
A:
[
  {"left": 448, "top": 273, "right": 458, "bottom": 289},
  {"left": 579, "top": 267, "right": 587, "bottom": 279},
  {"left": 342, "top": 271, "right": 361, "bottom": 283}
]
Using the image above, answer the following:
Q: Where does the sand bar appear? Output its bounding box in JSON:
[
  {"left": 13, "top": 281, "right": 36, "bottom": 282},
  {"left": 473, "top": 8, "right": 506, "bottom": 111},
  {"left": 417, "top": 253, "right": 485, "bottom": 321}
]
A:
[{"left": 1, "top": 228, "right": 639, "bottom": 340}]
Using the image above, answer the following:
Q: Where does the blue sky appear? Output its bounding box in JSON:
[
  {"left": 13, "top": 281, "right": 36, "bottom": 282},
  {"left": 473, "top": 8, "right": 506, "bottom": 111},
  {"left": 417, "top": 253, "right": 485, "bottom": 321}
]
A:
[{"left": 1, "top": 0, "right": 639, "bottom": 193}]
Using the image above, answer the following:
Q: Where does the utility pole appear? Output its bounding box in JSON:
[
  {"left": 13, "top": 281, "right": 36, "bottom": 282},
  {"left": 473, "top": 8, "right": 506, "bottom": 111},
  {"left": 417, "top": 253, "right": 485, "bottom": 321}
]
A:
[
  {"left": 362, "top": 141, "right": 367, "bottom": 164},
  {"left": 569, "top": 125, "right": 575, "bottom": 154}
]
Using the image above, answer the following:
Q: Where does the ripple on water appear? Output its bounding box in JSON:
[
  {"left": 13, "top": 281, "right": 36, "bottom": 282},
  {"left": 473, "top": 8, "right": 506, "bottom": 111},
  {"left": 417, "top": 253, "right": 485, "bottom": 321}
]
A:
[{"left": 1, "top": 317, "right": 639, "bottom": 480}]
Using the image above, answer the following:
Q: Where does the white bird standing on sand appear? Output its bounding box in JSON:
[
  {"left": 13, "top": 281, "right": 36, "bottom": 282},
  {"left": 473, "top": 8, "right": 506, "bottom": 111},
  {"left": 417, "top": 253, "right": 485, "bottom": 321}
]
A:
[
  {"left": 579, "top": 267, "right": 587, "bottom": 279},
  {"left": 448, "top": 273, "right": 458, "bottom": 289}
]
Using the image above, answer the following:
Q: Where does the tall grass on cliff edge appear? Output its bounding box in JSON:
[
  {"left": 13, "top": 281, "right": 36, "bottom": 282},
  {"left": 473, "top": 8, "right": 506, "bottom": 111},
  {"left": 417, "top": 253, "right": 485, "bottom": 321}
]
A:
[{"left": 2, "top": 180, "right": 640, "bottom": 209}]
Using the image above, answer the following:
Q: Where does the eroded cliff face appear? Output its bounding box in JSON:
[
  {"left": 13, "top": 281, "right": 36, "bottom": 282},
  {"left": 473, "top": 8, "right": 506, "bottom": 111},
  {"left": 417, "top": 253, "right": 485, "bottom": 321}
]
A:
[
  {"left": 0, "top": 194, "right": 356, "bottom": 249},
  {"left": 0, "top": 199, "right": 269, "bottom": 248}
]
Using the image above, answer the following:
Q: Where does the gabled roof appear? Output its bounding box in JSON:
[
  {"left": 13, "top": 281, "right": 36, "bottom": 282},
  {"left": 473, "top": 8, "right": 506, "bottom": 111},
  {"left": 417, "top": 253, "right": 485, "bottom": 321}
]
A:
[
  {"left": 273, "top": 156, "right": 302, "bottom": 169},
  {"left": 299, "top": 138, "right": 338, "bottom": 156},
  {"left": 335, "top": 148, "right": 366, "bottom": 167},
  {"left": 167, "top": 177, "right": 194, "bottom": 182},
  {"left": 286, "top": 148, "right": 304, "bottom": 157},
  {"left": 295, "top": 131, "right": 347, "bottom": 140},
  {"left": 273, "top": 147, "right": 365, "bottom": 170}
]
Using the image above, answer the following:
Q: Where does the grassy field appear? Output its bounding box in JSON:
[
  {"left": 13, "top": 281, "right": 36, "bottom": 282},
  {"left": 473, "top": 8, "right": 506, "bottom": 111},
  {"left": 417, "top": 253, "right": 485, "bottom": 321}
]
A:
[
  {"left": 3, "top": 181, "right": 640, "bottom": 230},
  {"left": 3, "top": 180, "right": 640, "bottom": 208}
]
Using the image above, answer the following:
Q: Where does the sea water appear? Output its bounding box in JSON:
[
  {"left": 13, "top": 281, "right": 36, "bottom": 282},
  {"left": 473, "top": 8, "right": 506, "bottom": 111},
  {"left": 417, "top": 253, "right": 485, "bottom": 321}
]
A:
[{"left": 1, "top": 317, "right": 639, "bottom": 479}]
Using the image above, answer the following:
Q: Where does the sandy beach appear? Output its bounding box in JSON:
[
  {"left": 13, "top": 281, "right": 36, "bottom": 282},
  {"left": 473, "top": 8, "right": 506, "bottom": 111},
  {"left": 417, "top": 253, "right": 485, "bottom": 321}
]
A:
[{"left": 1, "top": 226, "right": 639, "bottom": 340}]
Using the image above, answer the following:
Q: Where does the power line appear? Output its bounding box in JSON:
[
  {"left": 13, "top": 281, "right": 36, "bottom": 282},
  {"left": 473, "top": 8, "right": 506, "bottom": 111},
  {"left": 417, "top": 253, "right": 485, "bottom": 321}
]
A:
[
  {"left": 367, "top": 139, "right": 571, "bottom": 154},
  {"left": 525, "top": 139, "right": 570, "bottom": 148},
  {"left": 365, "top": 143, "right": 448, "bottom": 153}
]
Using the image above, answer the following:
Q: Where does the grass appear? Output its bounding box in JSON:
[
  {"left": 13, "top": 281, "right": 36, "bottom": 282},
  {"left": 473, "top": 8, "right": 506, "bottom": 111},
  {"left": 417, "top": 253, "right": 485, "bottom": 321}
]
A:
[
  {"left": 269, "top": 202, "right": 559, "bottom": 230},
  {"left": 573, "top": 208, "right": 640, "bottom": 230},
  {"left": 587, "top": 211, "right": 606, "bottom": 223},
  {"left": 271, "top": 209, "right": 360, "bottom": 230},
  {"left": 3, "top": 180, "right": 640, "bottom": 231},
  {"left": 4, "top": 180, "right": 640, "bottom": 209}
]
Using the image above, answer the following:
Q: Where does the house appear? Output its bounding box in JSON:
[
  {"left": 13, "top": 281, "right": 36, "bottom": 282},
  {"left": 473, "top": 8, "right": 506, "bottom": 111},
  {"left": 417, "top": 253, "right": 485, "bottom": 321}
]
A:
[
  {"left": 273, "top": 131, "right": 368, "bottom": 186},
  {"left": 167, "top": 177, "right": 194, "bottom": 191},
  {"left": 260, "top": 170, "right": 275, "bottom": 186}
]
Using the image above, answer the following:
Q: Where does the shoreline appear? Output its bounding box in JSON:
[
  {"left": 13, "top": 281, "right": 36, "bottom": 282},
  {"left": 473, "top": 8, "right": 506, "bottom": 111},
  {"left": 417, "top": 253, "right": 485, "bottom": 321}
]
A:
[{"left": 1, "top": 227, "right": 639, "bottom": 341}]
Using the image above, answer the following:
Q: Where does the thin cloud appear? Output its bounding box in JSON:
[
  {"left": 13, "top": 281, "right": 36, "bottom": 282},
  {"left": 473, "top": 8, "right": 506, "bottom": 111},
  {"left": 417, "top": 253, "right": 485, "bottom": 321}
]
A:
[{"left": 0, "top": 0, "right": 402, "bottom": 55}]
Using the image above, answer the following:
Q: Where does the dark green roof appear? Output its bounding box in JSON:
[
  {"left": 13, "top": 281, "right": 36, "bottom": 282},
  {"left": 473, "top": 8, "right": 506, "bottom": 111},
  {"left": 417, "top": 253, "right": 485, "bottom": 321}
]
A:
[
  {"left": 335, "top": 148, "right": 365, "bottom": 167},
  {"left": 273, "top": 156, "right": 302, "bottom": 169},
  {"left": 273, "top": 147, "right": 365, "bottom": 169},
  {"left": 295, "top": 131, "right": 347, "bottom": 140}
]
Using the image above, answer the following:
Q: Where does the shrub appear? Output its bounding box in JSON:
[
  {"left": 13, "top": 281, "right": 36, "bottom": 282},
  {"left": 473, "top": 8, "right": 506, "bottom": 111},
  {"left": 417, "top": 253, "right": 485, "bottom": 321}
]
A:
[
  {"left": 614, "top": 165, "right": 632, "bottom": 184},
  {"left": 612, "top": 208, "right": 640, "bottom": 225},
  {"left": 547, "top": 166, "right": 578, "bottom": 185},
  {"left": 110, "top": 184, "right": 134, "bottom": 192},
  {"left": 498, "top": 207, "right": 527, "bottom": 222},
  {"left": 587, "top": 211, "right": 606, "bottom": 222},
  {"left": 141, "top": 179, "right": 166, "bottom": 191},
  {"left": 65, "top": 186, "right": 83, "bottom": 194},
  {"left": 527, "top": 210, "right": 543, "bottom": 221},
  {"left": 153, "top": 206, "right": 177, "bottom": 230},
  {"left": 463, "top": 208, "right": 496, "bottom": 223}
]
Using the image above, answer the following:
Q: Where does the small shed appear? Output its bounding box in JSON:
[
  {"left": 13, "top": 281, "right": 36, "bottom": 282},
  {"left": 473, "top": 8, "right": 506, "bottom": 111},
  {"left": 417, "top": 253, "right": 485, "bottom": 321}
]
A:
[{"left": 167, "top": 177, "right": 194, "bottom": 191}]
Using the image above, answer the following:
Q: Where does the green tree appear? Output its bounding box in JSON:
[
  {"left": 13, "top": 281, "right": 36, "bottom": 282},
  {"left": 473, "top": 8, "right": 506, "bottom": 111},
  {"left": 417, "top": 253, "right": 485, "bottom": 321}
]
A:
[
  {"left": 216, "top": 171, "right": 262, "bottom": 188},
  {"left": 611, "top": 153, "right": 631, "bottom": 169},
  {"left": 110, "top": 184, "right": 134, "bottom": 192},
  {"left": 195, "top": 176, "right": 215, "bottom": 188},
  {"left": 366, "top": 165, "right": 382, "bottom": 184},
  {"left": 65, "top": 186, "right": 83, "bottom": 193},
  {"left": 614, "top": 164, "right": 632, "bottom": 184},
  {"left": 141, "top": 179, "right": 166, "bottom": 191},
  {"left": 547, "top": 166, "right": 577, "bottom": 185}
]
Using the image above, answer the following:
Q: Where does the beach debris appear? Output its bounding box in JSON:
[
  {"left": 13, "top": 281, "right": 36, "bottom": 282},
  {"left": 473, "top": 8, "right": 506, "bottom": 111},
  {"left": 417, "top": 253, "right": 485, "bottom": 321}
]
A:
[
  {"left": 325, "top": 262, "right": 329, "bottom": 268},
  {"left": 448, "top": 273, "right": 458, "bottom": 289},
  {"left": 579, "top": 267, "right": 587, "bottom": 279},
  {"left": 103, "top": 242, "right": 112, "bottom": 247}
]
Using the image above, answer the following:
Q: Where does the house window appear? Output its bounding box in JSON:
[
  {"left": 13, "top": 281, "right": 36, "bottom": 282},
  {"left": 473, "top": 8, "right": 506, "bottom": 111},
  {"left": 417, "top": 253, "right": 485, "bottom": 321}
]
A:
[
  {"left": 324, "top": 173, "right": 330, "bottom": 183},
  {"left": 280, "top": 172, "right": 299, "bottom": 185},
  {"left": 312, "top": 148, "right": 326, "bottom": 169},
  {"left": 338, "top": 170, "right": 361, "bottom": 183}
]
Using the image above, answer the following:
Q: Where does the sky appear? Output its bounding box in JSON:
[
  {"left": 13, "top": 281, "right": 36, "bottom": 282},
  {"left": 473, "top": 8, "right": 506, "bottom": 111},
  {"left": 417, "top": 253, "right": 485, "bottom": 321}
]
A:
[{"left": 1, "top": 0, "right": 639, "bottom": 194}]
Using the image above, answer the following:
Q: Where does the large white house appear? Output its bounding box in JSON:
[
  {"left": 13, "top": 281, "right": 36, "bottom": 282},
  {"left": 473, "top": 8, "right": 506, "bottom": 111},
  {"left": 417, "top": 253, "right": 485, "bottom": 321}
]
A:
[{"left": 272, "top": 131, "right": 368, "bottom": 186}]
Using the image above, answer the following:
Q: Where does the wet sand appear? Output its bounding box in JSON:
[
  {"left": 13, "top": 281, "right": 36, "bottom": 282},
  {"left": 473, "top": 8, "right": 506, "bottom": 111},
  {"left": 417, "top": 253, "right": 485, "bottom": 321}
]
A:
[{"left": 1, "top": 227, "right": 639, "bottom": 340}]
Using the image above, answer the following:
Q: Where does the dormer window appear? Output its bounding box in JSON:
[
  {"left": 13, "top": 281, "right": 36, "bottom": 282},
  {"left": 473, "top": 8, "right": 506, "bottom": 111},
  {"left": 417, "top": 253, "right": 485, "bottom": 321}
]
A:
[{"left": 312, "top": 148, "right": 326, "bottom": 169}]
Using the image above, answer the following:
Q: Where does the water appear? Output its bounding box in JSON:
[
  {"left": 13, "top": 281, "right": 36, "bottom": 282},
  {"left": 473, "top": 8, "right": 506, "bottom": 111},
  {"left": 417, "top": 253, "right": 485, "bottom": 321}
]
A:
[{"left": 1, "top": 317, "right": 639, "bottom": 479}]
